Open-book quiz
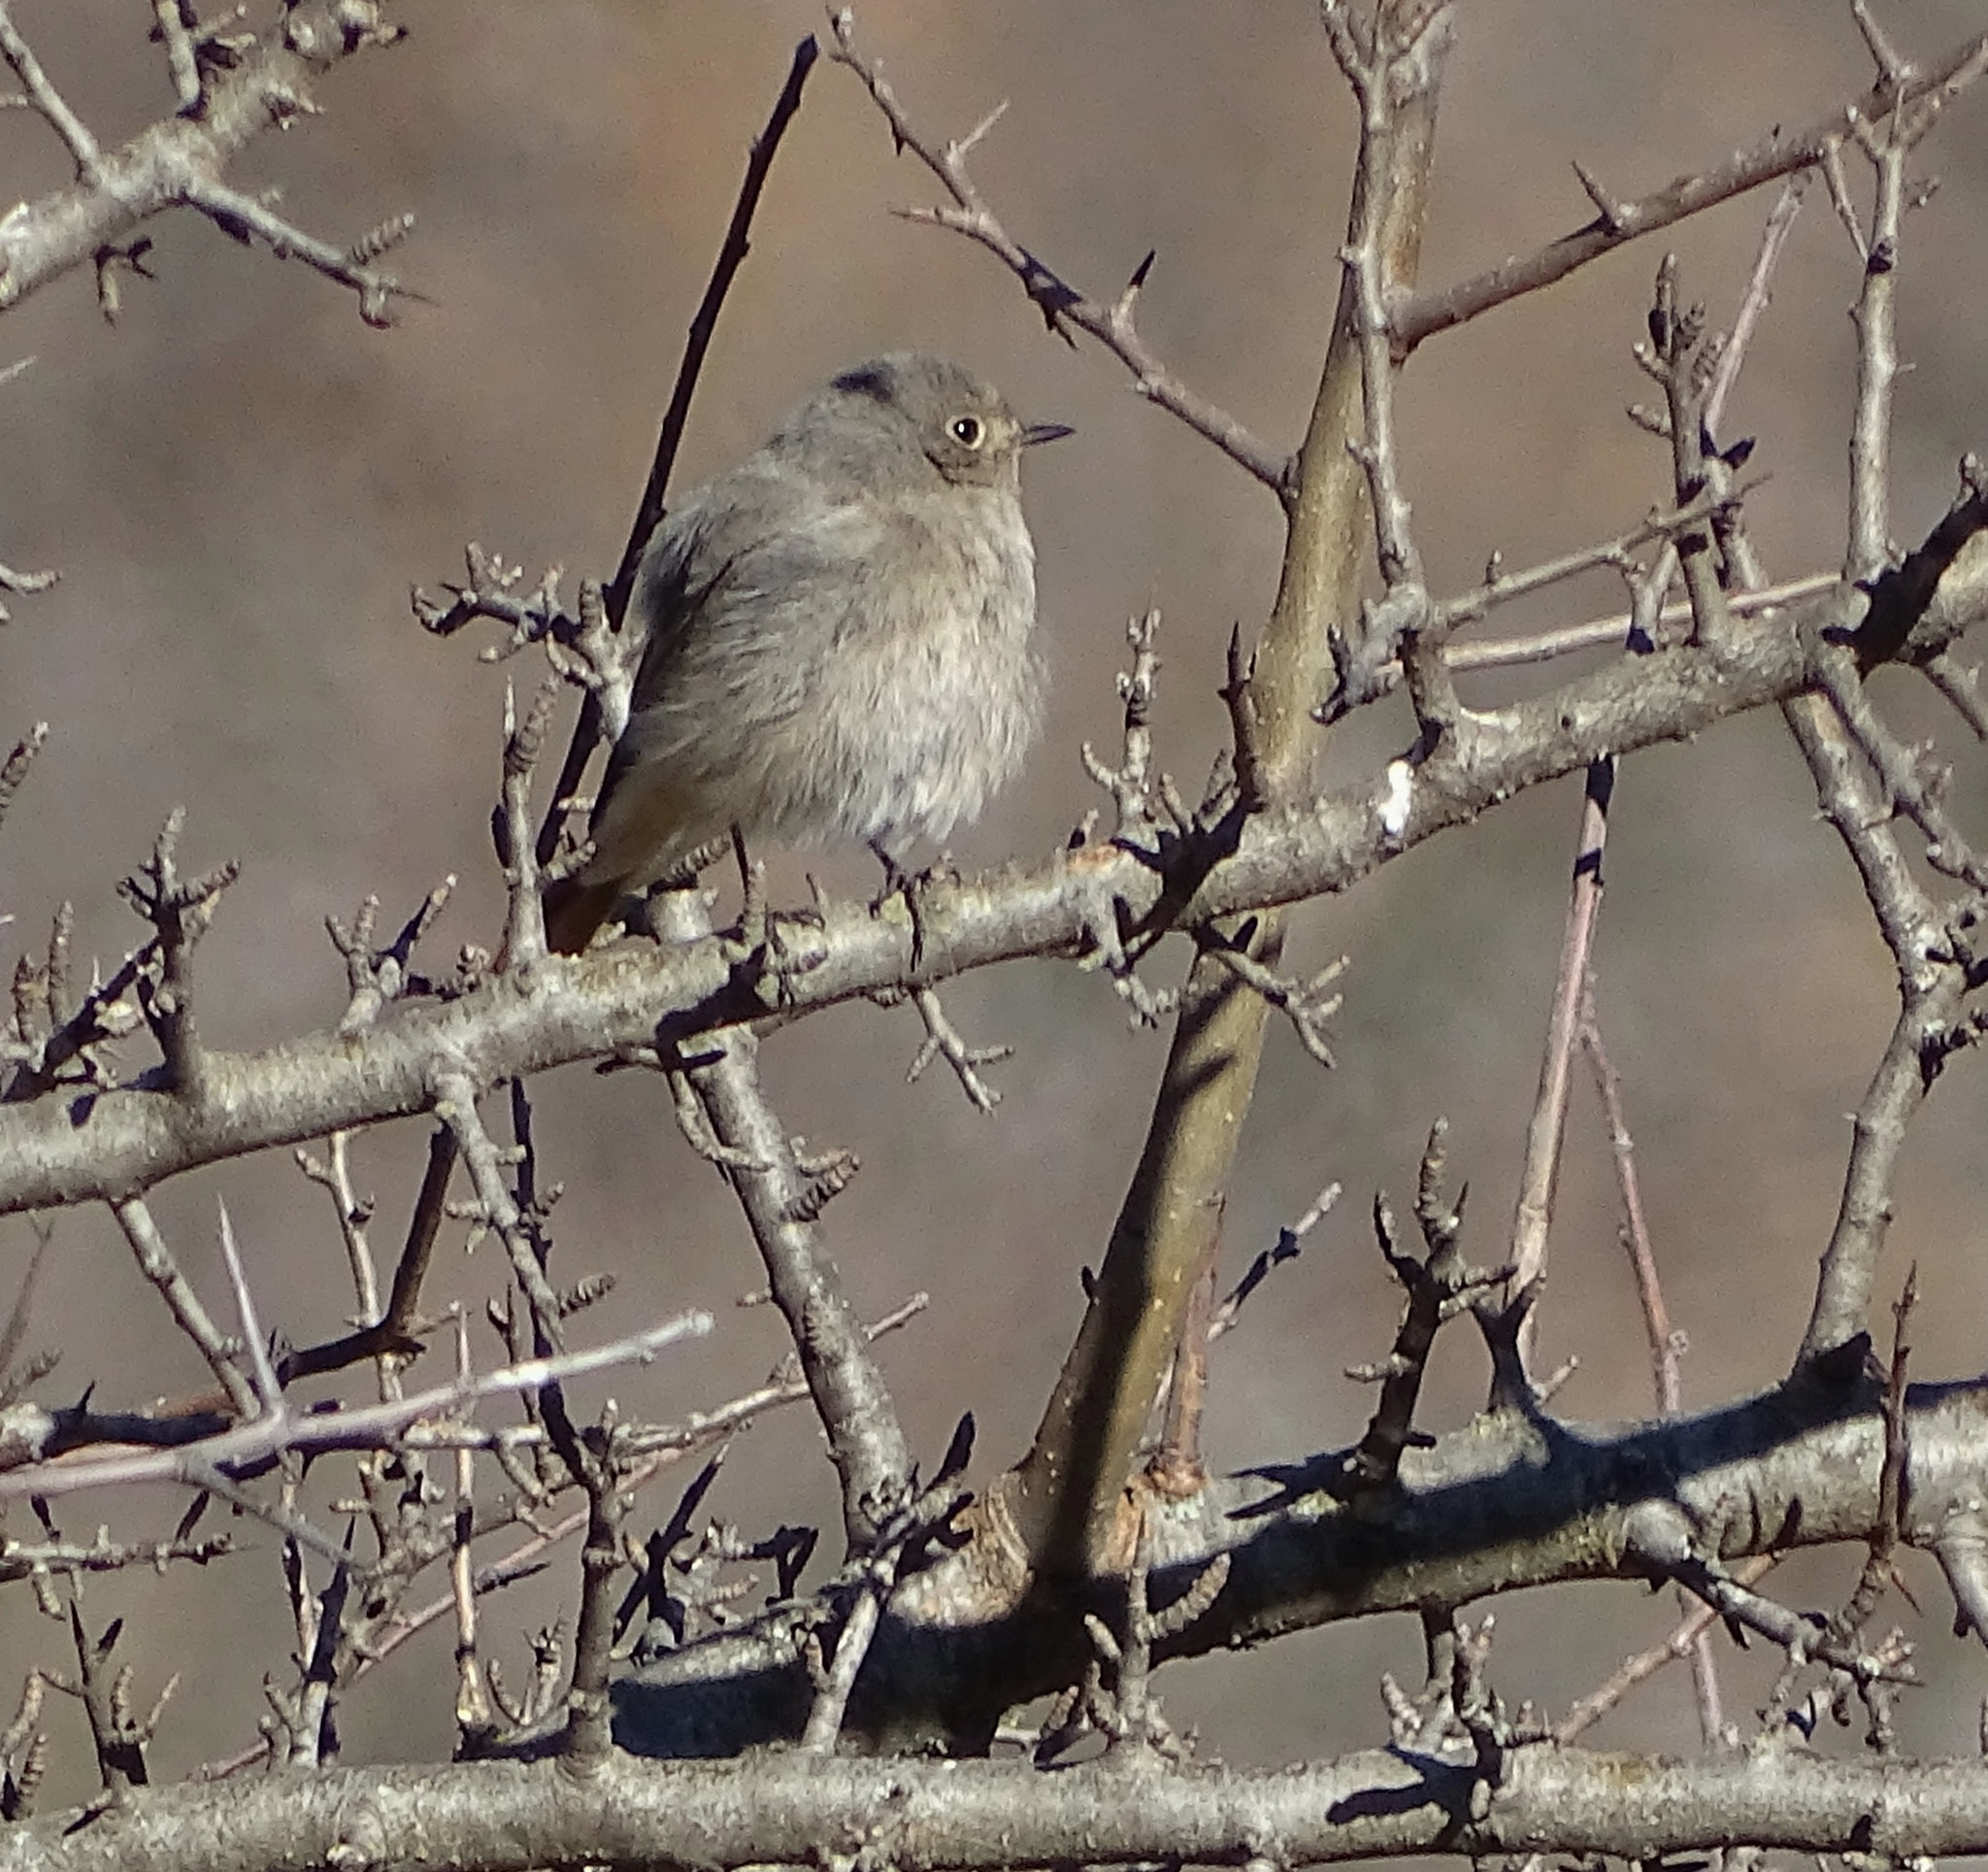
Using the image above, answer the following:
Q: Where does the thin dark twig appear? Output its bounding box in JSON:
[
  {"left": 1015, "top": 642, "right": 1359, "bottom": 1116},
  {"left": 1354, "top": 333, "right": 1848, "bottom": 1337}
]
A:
[
  {"left": 604, "top": 34, "right": 819, "bottom": 625},
  {"left": 1578, "top": 992, "right": 1677, "bottom": 1416},
  {"left": 534, "top": 35, "right": 819, "bottom": 878},
  {"left": 1208, "top": 1184, "right": 1339, "bottom": 1341},
  {"left": 1579, "top": 985, "right": 1725, "bottom": 1745}
]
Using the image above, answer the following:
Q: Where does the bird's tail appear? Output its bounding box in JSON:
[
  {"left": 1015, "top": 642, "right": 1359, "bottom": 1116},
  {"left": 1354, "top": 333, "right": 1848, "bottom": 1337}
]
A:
[{"left": 541, "top": 875, "right": 624, "bottom": 955}]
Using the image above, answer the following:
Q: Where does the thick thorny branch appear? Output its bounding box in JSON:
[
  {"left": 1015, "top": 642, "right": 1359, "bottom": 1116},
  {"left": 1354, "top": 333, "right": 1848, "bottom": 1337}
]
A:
[
  {"left": 11, "top": 542, "right": 1988, "bottom": 1216},
  {"left": 617, "top": 1359, "right": 1988, "bottom": 1751}
]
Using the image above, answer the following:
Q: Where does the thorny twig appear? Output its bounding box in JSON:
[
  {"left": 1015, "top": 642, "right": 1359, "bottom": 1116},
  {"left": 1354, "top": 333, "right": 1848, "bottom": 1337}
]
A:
[
  {"left": 1556, "top": 1554, "right": 1779, "bottom": 1744},
  {"left": 1348, "top": 1125, "right": 1506, "bottom": 1494},
  {"left": 0, "top": 722, "right": 47, "bottom": 837},
  {"left": 328, "top": 877, "right": 455, "bottom": 1035},
  {"left": 1393, "top": 27, "right": 1988, "bottom": 351},
  {"left": 1208, "top": 1183, "right": 1340, "bottom": 1341},
  {"left": 1, "top": 1313, "right": 711, "bottom": 1503},
  {"left": 115, "top": 809, "right": 238, "bottom": 1101},
  {"left": 825, "top": 11, "right": 1287, "bottom": 491}
]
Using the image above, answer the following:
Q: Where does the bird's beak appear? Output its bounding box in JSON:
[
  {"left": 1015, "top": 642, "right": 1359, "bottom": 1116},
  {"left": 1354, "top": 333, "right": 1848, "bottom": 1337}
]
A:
[{"left": 1022, "top": 420, "right": 1076, "bottom": 448}]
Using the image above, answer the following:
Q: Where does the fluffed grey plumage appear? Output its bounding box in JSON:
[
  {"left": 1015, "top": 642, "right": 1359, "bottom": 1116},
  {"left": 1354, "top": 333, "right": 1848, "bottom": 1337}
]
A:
[{"left": 544, "top": 352, "right": 1068, "bottom": 954}]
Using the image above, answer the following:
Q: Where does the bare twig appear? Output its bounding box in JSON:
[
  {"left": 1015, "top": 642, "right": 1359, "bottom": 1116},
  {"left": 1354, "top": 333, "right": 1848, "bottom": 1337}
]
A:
[
  {"left": 1845, "top": 133, "right": 1907, "bottom": 585},
  {"left": 110, "top": 1197, "right": 256, "bottom": 1420},
  {"left": 1207, "top": 1183, "right": 1339, "bottom": 1342},
  {"left": 652, "top": 891, "right": 912, "bottom": 1556},
  {"left": 1395, "top": 28, "right": 1988, "bottom": 352},
  {"left": 1556, "top": 1554, "right": 1778, "bottom": 1743},
  {"left": 1080, "top": 611, "right": 1163, "bottom": 842},
  {"left": 605, "top": 34, "right": 820, "bottom": 621},
  {"left": 181, "top": 175, "right": 413, "bottom": 327},
  {"left": 328, "top": 877, "right": 455, "bottom": 1036},
  {"left": 432, "top": 1071, "right": 565, "bottom": 1344},
  {"left": 1505, "top": 758, "right": 1612, "bottom": 1371},
  {"left": 493, "top": 681, "right": 559, "bottom": 970},
  {"left": 213, "top": 1201, "right": 279, "bottom": 1413},
  {"left": 1579, "top": 995, "right": 1677, "bottom": 1416},
  {"left": 0, "top": 722, "right": 47, "bottom": 837},
  {"left": 447, "top": 1313, "right": 494, "bottom": 1744},
  {"left": 1432, "top": 487, "right": 1740, "bottom": 637},
  {"left": 825, "top": 11, "right": 1287, "bottom": 492},
  {"left": 1442, "top": 574, "right": 1836, "bottom": 676},
  {"left": 1350, "top": 1126, "right": 1506, "bottom": 1493},
  {"left": 1579, "top": 987, "right": 1727, "bottom": 1743},
  {"left": 0, "top": 3, "right": 101, "bottom": 179},
  {"left": 1705, "top": 174, "right": 1807, "bottom": 436},
  {"left": 1830, "top": 1267, "right": 1918, "bottom": 1647},
  {"left": 0, "top": 0, "right": 414, "bottom": 320},
  {"left": 0, "top": 1312, "right": 711, "bottom": 1503},
  {"left": 115, "top": 809, "right": 238, "bottom": 1101}
]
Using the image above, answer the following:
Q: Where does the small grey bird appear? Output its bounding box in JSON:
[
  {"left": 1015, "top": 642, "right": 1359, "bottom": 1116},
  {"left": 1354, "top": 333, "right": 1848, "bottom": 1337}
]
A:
[{"left": 543, "top": 352, "right": 1070, "bottom": 954}]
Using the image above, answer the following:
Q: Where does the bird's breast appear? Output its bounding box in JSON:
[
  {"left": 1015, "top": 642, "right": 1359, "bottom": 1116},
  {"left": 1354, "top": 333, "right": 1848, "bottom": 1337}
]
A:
[{"left": 788, "top": 485, "right": 1045, "bottom": 847}]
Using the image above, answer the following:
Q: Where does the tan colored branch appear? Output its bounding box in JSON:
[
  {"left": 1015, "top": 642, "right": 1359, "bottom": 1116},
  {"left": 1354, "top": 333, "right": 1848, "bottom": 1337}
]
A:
[{"left": 1004, "top": 0, "right": 1456, "bottom": 1581}]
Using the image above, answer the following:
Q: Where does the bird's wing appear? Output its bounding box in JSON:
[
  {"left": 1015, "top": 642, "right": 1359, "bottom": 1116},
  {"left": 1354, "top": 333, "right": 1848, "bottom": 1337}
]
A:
[{"left": 621, "top": 479, "right": 911, "bottom": 738}]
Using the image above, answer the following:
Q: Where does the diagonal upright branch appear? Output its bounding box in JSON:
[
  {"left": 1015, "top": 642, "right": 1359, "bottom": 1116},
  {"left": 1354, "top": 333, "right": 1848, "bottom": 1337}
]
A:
[{"left": 1004, "top": 0, "right": 1455, "bottom": 1581}]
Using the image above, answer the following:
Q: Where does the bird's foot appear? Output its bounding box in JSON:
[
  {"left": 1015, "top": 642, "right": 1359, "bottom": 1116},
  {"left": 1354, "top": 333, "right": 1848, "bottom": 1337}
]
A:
[{"left": 869, "top": 841, "right": 958, "bottom": 976}]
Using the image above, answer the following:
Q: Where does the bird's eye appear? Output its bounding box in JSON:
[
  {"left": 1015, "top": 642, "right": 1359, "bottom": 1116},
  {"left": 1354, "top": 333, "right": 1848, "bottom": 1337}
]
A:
[{"left": 949, "top": 415, "right": 986, "bottom": 448}]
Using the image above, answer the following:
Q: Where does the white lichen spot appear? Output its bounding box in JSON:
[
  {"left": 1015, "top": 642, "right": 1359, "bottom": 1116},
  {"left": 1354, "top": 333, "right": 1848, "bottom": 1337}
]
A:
[{"left": 1379, "top": 758, "right": 1413, "bottom": 839}]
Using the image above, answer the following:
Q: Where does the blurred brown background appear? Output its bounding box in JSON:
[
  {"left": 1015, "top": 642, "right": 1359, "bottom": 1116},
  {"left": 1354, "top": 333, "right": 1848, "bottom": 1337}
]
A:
[{"left": 3, "top": 0, "right": 1987, "bottom": 1799}]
